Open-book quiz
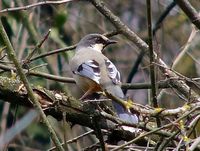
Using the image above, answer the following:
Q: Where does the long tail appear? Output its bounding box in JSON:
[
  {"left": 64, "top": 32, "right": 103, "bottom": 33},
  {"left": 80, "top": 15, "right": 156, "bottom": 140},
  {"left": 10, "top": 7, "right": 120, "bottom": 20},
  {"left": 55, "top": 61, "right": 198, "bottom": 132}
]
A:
[{"left": 105, "top": 85, "right": 138, "bottom": 124}]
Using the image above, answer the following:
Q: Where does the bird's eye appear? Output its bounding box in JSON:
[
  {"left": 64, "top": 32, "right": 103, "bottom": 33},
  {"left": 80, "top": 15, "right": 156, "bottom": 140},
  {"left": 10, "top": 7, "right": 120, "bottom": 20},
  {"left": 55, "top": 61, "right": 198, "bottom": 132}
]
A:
[{"left": 95, "top": 37, "right": 101, "bottom": 43}]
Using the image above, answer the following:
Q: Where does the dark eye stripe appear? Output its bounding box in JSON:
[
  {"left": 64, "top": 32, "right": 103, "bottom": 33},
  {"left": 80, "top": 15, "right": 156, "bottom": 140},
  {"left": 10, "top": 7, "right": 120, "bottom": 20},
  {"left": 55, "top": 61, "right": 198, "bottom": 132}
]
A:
[{"left": 95, "top": 37, "right": 107, "bottom": 44}]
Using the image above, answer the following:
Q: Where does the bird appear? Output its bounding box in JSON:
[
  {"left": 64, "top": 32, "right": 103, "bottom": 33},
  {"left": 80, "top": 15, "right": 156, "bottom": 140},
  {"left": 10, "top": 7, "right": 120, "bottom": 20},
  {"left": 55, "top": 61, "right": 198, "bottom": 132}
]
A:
[{"left": 69, "top": 33, "right": 138, "bottom": 127}]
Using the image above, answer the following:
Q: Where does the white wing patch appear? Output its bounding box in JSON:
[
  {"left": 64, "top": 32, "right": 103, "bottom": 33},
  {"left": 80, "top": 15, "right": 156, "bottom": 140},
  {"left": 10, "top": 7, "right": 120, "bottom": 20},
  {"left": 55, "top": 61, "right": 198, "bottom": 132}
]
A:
[
  {"left": 73, "top": 60, "right": 101, "bottom": 84},
  {"left": 105, "top": 59, "right": 121, "bottom": 84}
]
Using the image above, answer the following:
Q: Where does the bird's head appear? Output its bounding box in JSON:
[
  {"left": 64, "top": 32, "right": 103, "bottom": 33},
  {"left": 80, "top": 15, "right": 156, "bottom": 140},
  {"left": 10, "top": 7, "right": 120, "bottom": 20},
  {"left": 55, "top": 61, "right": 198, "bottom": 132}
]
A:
[{"left": 76, "top": 34, "right": 117, "bottom": 53}]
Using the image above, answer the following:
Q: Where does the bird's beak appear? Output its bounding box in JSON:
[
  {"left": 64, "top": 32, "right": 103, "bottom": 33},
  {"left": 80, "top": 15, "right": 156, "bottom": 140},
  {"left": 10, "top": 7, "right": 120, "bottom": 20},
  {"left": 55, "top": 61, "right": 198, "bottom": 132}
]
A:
[
  {"left": 106, "top": 39, "right": 117, "bottom": 45},
  {"left": 102, "top": 39, "right": 117, "bottom": 52}
]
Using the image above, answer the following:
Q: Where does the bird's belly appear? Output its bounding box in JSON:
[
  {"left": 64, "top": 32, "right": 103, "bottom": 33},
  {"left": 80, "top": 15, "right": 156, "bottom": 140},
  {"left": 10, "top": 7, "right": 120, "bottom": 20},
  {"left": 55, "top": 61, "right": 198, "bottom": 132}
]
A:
[{"left": 73, "top": 75, "right": 102, "bottom": 93}]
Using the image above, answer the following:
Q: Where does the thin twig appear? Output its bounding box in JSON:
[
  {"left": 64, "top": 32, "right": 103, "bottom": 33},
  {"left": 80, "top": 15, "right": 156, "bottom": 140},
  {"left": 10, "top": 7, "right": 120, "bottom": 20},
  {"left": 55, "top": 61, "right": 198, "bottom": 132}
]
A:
[
  {"left": 105, "top": 89, "right": 200, "bottom": 118},
  {"left": 0, "top": 0, "right": 75, "bottom": 14},
  {"left": 62, "top": 112, "right": 68, "bottom": 151},
  {"left": 0, "top": 54, "right": 7, "bottom": 60},
  {"left": 30, "top": 45, "right": 76, "bottom": 62},
  {"left": 157, "top": 130, "right": 180, "bottom": 151},
  {"left": 28, "top": 63, "right": 48, "bottom": 72},
  {"left": 103, "top": 30, "right": 119, "bottom": 37},
  {"left": 124, "top": 50, "right": 145, "bottom": 94},
  {"left": 0, "top": 63, "right": 172, "bottom": 88},
  {"left": 153, "top": 1, "right": 176, "bottom": 35},
  {"left": 23, "top": 29, "right": 51, "bottom": 65},
  {"left": 0, "top": 63, "right": 75, "bottom": 83},
  {"left": 111, "top": 105, "right": 200, "bottom": 151},
  {"left": 30, "top": 30, "right": 118, "bottom": 62},
  {"left": 48, "top": 130, "right": 94, "bottom": 151},
  {"left": 14, "top": 0, "right": 55, "bottom": 75}
]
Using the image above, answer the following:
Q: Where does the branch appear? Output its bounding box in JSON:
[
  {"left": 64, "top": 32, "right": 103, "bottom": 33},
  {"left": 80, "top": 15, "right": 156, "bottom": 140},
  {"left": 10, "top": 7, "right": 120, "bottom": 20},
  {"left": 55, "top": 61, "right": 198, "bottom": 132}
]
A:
[
  {"left": 0, "top": 0, "right": 75, "bottom": 14},
  {"left": 0, "top": 75, "right": 175, "bottom": 138},
  {"left": 125, "top": 1, "right": 176, "bottom": 94},
  {"left": 111, "top": 104, "right": 199, "bottom": 151},
  {"left": 90, "top": 0, "right": 200, "bottom": 102},
  {"left": 48, "top": 130, "right": 94, "bottom": 151},
  {"left": 2, "top": 75, "right": 200, "bottom": 149},
  {"left": 0, "top": 63, "right": 75, "bottom": 83},
  {"left": 175, "top": 0, "right": 200, "bottom": 30},
  {"left": 30, "top": 30, "right": 118, "bottom": 62},
  {"left": 0, "top": 20, "right": 65, "bottom": 151},
  {"left": 105, "top": 88, "right": 200, "bottom": 117},
  {"left": 124, "top": 50, "right": 145, "bottom": 94},
  {"left": 1, "top": 74, "right": 194, "bottom": 117},
  {"left": 90, "top": 0, "right": 149, "bottom": 51},
  {"left": 13, "top": 0, "right": 55, "bottom": 75},
  {"left": 146, "top": 0, "right": 161, "bottom": 132},
  {"left": 30, "top": 45, "right": 76, "bottom": 62},
  {"left": 23, "top": 29, "right": 51, "bottom": 65},
  {"left": 0, "top": 63, "right": 173, "bottom": 89},
  {"left": 146, "top": 0, "right": 158, "bottom": 108},
  {"left": 1, "top": 62, "right": 200, "bottom": 93},
  {"left": 153, "top": 1, "right": 176, "bottom": 35}
]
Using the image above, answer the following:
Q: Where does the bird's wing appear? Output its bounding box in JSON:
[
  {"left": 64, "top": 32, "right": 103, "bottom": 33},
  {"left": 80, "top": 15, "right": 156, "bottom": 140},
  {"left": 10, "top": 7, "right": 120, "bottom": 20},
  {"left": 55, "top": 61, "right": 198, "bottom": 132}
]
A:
[
  {"left": 105, "top": 59, "right": 121, "bottom": 84},
  {"left": 73, "top": 60, "right": 101, "bottom": 84}
]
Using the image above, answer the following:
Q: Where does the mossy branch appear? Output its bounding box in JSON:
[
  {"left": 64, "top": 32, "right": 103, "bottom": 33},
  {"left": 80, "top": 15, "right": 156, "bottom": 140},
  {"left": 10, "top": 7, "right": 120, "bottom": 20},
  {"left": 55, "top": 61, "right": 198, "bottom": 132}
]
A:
[
  {"left": 0, "top": 75, "right": 176, "bottom": 138},
  {"left": 0, "top": 20, "right": 65, "bottom": 151}
]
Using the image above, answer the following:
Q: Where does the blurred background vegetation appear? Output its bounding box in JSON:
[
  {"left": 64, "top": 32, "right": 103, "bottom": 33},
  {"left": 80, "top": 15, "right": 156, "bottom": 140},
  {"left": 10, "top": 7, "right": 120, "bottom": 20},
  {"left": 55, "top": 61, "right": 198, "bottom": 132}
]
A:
[{"left": 0, "top": 0, "right": 200, "bottom": 150}]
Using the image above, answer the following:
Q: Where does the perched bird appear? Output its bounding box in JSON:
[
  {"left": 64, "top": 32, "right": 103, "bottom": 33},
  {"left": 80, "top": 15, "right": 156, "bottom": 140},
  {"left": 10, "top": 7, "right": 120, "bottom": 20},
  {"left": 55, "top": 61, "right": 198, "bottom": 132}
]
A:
[{"left": 69, "top": 34, "right": 138, "bottom": 126}]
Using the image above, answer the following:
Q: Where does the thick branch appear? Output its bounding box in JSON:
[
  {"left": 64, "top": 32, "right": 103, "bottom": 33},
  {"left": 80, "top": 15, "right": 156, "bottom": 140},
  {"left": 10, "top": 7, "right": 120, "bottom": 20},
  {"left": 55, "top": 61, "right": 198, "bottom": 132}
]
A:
[
  {"left": 0, "top": 76, "right": 113, "bottom": 131},
  {"left": 175, "top": 0, "right": 200, "bottom": 30},
  {"left": 0, "top": 75, "right": 175, "bottom": 138}
]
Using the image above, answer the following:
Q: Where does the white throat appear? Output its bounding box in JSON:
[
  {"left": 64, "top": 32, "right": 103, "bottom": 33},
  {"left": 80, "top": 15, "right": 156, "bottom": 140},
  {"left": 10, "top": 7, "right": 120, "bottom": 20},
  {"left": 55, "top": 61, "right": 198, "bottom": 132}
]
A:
[{"left": 89, "top": 43, "right": 104, "bottom": 53}]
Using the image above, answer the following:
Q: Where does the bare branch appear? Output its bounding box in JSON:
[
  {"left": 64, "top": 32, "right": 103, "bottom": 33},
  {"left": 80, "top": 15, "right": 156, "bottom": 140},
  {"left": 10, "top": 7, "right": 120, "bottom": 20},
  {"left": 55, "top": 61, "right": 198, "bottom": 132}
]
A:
[
  {"left": 0, "top": 75, "right": 174, "bottom": 140},
  {"left": 23, "top": 29, "right": 51, "bottom": 65},
  {"left": 146, "top": 0, "right": 158, "bottom": 108},
  {"left": 30, "top": 30, "right": 118, "bottom": 62},
  {"left": 0, "top": 0, "right": 75, "bottom": 14},
  {"left": 90, "top": 0, "right": 200, "bottom": 103},
  {"left": 0, "top": 63, "right": 172, "bottom": 88},
  {"left": 175, "top": 0, "right": 200, "bottom": 30}
]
